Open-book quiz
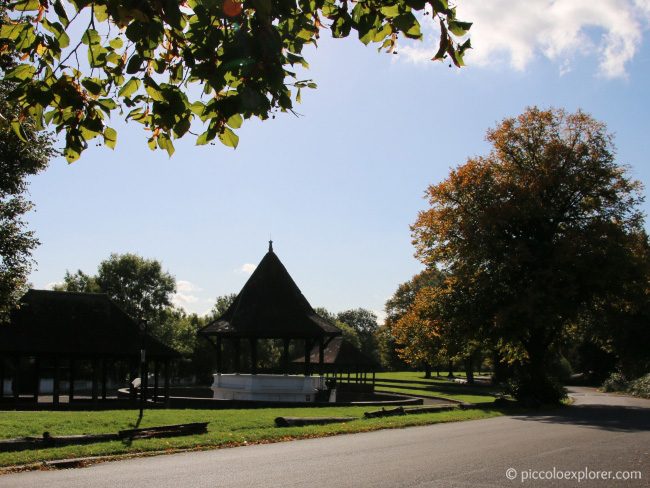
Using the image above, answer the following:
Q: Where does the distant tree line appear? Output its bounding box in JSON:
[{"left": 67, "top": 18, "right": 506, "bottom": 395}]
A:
[{"left": 51, "top": 253, "right": 398, "bottom": 383}]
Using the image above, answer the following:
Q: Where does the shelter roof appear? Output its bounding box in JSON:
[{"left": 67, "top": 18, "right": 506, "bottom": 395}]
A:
[
  {"left": 200, "top": 244, "right": 341, "bottom": 339},
  {"left": 0, "top": 289, "right": 179, "bottom": 358}
]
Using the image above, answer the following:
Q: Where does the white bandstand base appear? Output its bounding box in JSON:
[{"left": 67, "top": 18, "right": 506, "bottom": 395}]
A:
[{"left": 211, "top": 374, "right": 324, "bottom": 402}]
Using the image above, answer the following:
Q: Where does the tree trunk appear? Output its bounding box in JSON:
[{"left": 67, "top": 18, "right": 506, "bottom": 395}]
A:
[
  {"left": 517, "top": 336, "right": 565, "bottom": 406},
  {"left": 424, "top": 363, "right": 432, "bottom": 379},
  {"left": 465, "top": 355, "right": 474, "bottom": 384},
  {"left": 447, "top": 360, "right": 454, "bottom": 378}
]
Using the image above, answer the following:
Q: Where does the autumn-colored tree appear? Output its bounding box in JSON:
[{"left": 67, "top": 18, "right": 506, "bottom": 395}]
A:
[
  {"left": 384, "top": 268, "right": 444, "bottom": 373},
  {"left": 1, "top": 0, "right": 471, "bottom": 161},
  {"left": 411, "top": 107, "right": 644, "bottom": 404}
]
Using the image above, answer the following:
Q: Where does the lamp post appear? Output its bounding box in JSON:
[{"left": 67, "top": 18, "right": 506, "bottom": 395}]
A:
[{"left": 139, "top": 320, "right": 148, "bottom": 417}]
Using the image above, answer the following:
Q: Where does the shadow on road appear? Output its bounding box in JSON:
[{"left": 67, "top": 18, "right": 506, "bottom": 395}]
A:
[{"left": 511, "top": 404, "right": 650, "bottom": 433}]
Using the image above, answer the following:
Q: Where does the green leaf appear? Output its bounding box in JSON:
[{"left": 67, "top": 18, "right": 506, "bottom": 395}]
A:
[
  {"left": 0, "top": 23, "right": 29, "bottom": 41},
  {"left": 64, "top": 146, "right": 81, "bottom": 163},
  {"left": 12, "top": 0, "right": 40, "bottom": 11},
  {"left": 126, "top": 55, "right": 143, "bottom": 74},
  {"left": 97, "top": 98, "right": 117, "bottom": 111},
  {"left": 53, "top": 0, "right": 69, "bottom": 26},
  {"left": 157, "top": 134, "right": 175, "bottom": 156},
  {"left": 5, "top": 64, "right": 36, "bottom": 81},
  {"left": 81, "top": 29, "right": 101, "bottom": 46},
  {"left": 10, "top": 120, "right": 28, "bottom": 142},
  {"left": 94, "top": 4, "right": 109, "bottom": 22},
  {"left": 380, "top": 4, "right": 401, "bottom": 18},
  {"left": 393, "top": 13, "right": 421, "bottom": 39},
  {"left": 432, "top": 19, "right": 448, "bottom": 61},
  {"left": 109, "top": 37, "right": 124, "bottom": 50},
  {"left": 430, "top": 0, "right": 449, "bottom": 13},
  {"left": 145, "top": 82, "right": 165, "bottom": 102},
  {"left": 447, "top": 44, "right": 464, "bottom": 67},
  {"left": 218, "top": 127, "right": 239, "bottom": 148},
  {"left": 448, "top": 20, "right": 472, "bottom": 37},
  {"left": 190, "top": 101, "right": 206, "bottom": 116},
  {"left": 119, "top": 78, "right": 141, "bottom": 97},
  {"left": 103, "top": 127, "right": 117, "bottom": 149},
  {"left": 226, "top": 114, "right": 243, "bottom": 129},
  {"left": 196, "top": 129, "right": 215, "bottom": 145},
  {"left": 81, "top": 78, "right": 103, "bottom": 95}
]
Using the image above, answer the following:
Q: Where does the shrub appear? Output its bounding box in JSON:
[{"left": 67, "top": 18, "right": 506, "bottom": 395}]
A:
[
  {"left": 627, "top": 373, "right": 650, "bottom": 399},
  {"left": 601, "top": 372, "right": 628, "bottom": 392}
]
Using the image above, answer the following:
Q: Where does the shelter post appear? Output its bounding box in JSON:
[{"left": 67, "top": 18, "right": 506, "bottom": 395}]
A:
[
  {"left": 163, "top": 359, "right": 170, "bottom": 405},
  {"left": 233, "top": 339, "right": 241, "bottom": 372},
  {"left": 69, "top": 357, "right": 75, "bottom": 402},
  {"left": 216, "top": 337, "right": 222, "bottom": 374},
  {"left": 92, "top": 357, "right": 99, "bottom": 404},
  {"left": 101, "top": 357, "right": 108, "bottom": 400},
  {"left": 33, "top": 356, "right": 40, "bottom": 402},
  {"left": 282, "top": 338, "right": 290, "bottom": 375},
  {"left": 250, "top": 338, "right": 258, "bottom": 374},
  {"left": 153, "top": 360, "right": 159, "bottom": 401},
  {"left": 12, "top": 355, "right": 19, "bottom": 402},
  {"left": 0, "top": 357, "right": 4, "bottom": 400},
  {"left": 52, "top": 356, "right": 60, "bottom": 405},
  {"left": 318, "top": 338, "right": 325, "bottom": 376},
  {"left": 304, "top": 339, "right": 311, "bottom": 376}
]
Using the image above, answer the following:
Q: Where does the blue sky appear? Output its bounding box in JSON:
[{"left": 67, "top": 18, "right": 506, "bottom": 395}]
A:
[{"left": 26, "top": 0, "right": 650, "bottom": 320}]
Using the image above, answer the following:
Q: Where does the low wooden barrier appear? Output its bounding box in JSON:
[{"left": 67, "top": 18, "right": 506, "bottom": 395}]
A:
[
  {"left": 275, "top": 417, "right": 356, "bottom": 427},
  {"left": 0, "top": 422, "right": 209, "bottom": 452}
]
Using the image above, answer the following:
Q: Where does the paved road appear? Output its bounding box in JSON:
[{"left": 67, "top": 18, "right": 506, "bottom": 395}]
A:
[{"left": 1, "top": 388, "right": 648, "bottom": 487}]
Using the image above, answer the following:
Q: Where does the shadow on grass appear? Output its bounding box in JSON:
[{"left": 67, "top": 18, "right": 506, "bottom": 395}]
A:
[
  {"left": 511, "top": 404, "right": 650, "bottom": 433},
  {"left": 122, "top": 412, "right": 144, "bottom": 447},
  {"left": 375, "top": 381, "right": 498, "bottom": 399}
]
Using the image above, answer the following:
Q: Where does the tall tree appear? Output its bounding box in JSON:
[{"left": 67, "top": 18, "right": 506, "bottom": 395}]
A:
[
  {"left": 1, "top": 0, "right": 471, "bottom": 161},
  {"left": 337, "top": 308, "right": 379, "bottom": 359},
  {"left": 315, "top": 306, "right": 362, "bottom": 350},
  {"left": 384, "top": 268, "right": 444, "bottom": 372},
  {"left": 95, "top": 253, "right": 176, "bottom": 325},
  {"left": 411, "top": 107, "right": 644, "bottom": 403},
  {"left": 56, "top": 253, "right": 176, "bottom": 328},
  {"left": 209, "top": 293, "right": 237, "bottom": 319},
  {"left": 52, "top": 269, "right": 101, "bottom": 293},
  {"left": 0, "top": 61, "right": 54, "bottom": 320}
]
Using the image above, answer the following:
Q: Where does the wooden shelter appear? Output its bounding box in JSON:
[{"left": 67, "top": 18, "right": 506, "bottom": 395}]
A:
[
  {"left": 199, "top": 242, "right": 341, "bottom": 375},
  {"left": 293, "top": 336, "right": 379, "bottom": 384},
  {"left": 0, "top": 289, "right": 179, "bottom": 406}
]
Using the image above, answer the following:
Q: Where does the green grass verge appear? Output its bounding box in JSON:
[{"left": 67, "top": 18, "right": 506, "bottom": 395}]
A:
[
  {"left": 0, "top": 406, "right": 503, "bottom": 468},
  {"left": 374, "top": 371, "right": 500, "bottom": 404}
]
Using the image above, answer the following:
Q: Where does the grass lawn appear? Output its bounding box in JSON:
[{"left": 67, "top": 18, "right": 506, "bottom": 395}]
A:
[
  {"left": 374, "top": 371, "right": 500, "bottom": 404},
  {"left": 0, "top": 405, "right": 504, "bottom": 469}
]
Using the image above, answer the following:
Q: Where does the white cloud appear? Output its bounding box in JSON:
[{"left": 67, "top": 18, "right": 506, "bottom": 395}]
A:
[
  {"left": 176, "top": 280, "right": 201, "bottom": 293},
  {"left": 373, "top": 309, "right": 387, "bottom": 326},
  {"left": 172, "top": 280, "right": 201, "bottom": 310},
  {"left": 398, "top": 0, "right": 648, "bottom": 78},
  {"left": 45, "top": 282, "right": 64, "bottom": 290},
  {"left": 239, "top": 263, "right": 257, "bottom": 274}
]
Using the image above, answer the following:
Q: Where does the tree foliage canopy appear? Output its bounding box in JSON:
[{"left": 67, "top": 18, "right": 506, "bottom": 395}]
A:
[
  {"left": 0, "top": 78, "right": 53, "bottom": 320},
  {"left": 55, "top": 252, "right": 176, "bottom": 325},
  {"left": 385, "top": 268, "right": 445, "bottom": 367},
  {"left": 407, "top": 107, "right": 646, "bottom": 402},
  {"left": 1, "top": 0, "right": 471, "bottom": 161}
]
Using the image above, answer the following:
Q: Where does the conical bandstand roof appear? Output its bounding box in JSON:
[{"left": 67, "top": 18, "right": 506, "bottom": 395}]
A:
[{"left": 200, "top": 243, "right": 341, "bottom": 340}]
